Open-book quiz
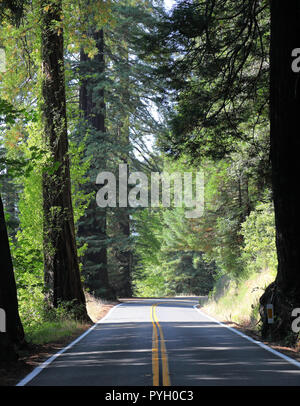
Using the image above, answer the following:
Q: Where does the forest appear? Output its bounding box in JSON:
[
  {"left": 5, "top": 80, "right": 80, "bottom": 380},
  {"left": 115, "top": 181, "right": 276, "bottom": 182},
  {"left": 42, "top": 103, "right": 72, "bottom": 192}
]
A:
[{"left": 1, "top": 0, "right": 300, "bottom": 369}]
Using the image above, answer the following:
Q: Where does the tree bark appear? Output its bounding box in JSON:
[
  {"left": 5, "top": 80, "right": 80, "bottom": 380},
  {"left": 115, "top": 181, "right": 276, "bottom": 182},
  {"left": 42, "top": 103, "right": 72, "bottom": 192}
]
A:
[
  {"left": 112, "top": 203, "right": 133, "bottom": 298},
  {"left": 112, "top": 26, "right": 133, "bottom": 298},
  {"left": 259, "top": 1, "right": 300, "bottom": 344},
  {"left": 0, "top": 194, "right": 25, "bottom": 361},
  {"left": 41, "top": 0, "right": 89, "bottom": 319},
  {"left": 78, "top": 29, "right": 115, "bottom": 299}
]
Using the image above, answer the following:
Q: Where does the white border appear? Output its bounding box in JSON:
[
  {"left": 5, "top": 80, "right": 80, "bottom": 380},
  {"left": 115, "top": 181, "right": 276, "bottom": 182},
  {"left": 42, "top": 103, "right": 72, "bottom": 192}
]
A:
[
  {"left": 194, "top": 305, "right": 300, "bottom": 370},
  {"left": 16, "top": 303, "right": 123, "bottom": 386}
]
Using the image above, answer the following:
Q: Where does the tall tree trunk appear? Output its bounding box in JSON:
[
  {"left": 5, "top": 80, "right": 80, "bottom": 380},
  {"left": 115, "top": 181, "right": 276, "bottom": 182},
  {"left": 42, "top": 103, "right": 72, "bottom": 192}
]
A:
[
  {"left": 78, "top": 29, "right": 115, "bottom": 300},
  {"left": 113, "top": 166, "right": 133, "bottom": 297},
  {"left": 0, "top": 194, "right": 25, "bottom": 361},
  {"left": 41, "top": 0, "right": 89, "bottom": 319},
  {"left": 112, "top": 26, "right": 133, "bottom": 298},
  {"left": 259, "top": 1, "right": 300, "bottom": 343}
]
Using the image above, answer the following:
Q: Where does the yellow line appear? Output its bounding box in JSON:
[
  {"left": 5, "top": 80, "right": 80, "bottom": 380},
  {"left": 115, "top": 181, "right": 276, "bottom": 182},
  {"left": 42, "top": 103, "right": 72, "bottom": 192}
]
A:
[
  {"left": 159, "top": 328, "right": 171, "bottom": 386},
  {"left": 151, "top": 303, "right": 171, "bottom": 386},
  {"left": 151, "top": 305, "right": 159, "bottom": 386}
]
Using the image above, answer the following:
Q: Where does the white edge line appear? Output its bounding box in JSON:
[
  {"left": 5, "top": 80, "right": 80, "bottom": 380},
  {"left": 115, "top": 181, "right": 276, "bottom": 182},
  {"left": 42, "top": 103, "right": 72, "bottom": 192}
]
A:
[
  {"left": 16, "top": 303, "right": 124, "bottom": 387},
  {"left": 193, "top": 305, "right": 300, "bottom": 370}
]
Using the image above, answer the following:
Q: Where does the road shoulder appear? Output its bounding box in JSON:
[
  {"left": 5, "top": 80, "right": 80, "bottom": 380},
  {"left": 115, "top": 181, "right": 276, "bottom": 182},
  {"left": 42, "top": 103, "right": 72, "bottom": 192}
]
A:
[
  {"left": 197, "top": 305, "right": 300, "bottom": 367},
  {"left": 0, "top": 301, "right": 119, "bottom": 386}
]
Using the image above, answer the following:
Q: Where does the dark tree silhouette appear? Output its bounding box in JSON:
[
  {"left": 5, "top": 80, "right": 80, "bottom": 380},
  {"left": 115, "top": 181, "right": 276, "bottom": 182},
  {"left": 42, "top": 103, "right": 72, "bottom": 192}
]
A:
[
  {"left": 259, "top": 0, "right": 300, "bottom": 343},
  {"left": 0, "top": 195, "right": 25, "bottom": 360},
  {"left": 41, "top": 0, "right": 89, "bottom": 319}
]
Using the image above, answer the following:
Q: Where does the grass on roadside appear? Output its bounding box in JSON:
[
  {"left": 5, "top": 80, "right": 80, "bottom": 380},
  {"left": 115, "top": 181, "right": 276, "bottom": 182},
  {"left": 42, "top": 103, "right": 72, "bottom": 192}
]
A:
[
  {"left": 22, "top": 292, "right": 115, "bottom": 346},
  {"left": 201, "top": 269, "right": 276, "bottom": 330},
  {"left": 24, "top": 319, "right": 89, "bottom": 345}
]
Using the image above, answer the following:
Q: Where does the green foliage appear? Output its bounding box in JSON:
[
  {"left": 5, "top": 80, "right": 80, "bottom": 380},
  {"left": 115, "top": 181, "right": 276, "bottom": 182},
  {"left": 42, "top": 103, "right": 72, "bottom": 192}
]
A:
[
  {"left": 10, "top": 127, "right": 92, "bottom": 327},
  {"left": 69, "top": 136, "right": 92, "bottom": 227},
  {"left": 162, "top": 251, "right": 216, "bottom": 296},
  {"left": 141, "top": 0, "right": 273, "bottom": 296},
  {"left": 26, "top": 319, "right": 85, "bottom": 345},
  {"left": 189, "top": 159, "right": 247, "bottom": 279},
  {"left": 132, "top": 207, "right": 165, "bottom": 296},
  {"left": 20, "top": 296, "right": 88, "bottom": 344},
  {"left": 15, "top": 270, "right": 44, "bottom": 332},
  {"left": 134, "top": 265, "right": 166, "bottom": 298},
  {"left": 0, "top": 0, "right": 279, "bottom": 345},
  {"left": 145, "top": 0, "right": 270, "bottom": 163},
  {"left": 0, "top": 97, "right": 21, "bottom": 124},
  {"left": 240, "top": 202, "right": 277, "bottom": 276},
  {"left": 133, "top": 157, "right": 217, "bottom": 297},
  {"left": 0, "top": 0, "right": 26, "bottom": 25}
]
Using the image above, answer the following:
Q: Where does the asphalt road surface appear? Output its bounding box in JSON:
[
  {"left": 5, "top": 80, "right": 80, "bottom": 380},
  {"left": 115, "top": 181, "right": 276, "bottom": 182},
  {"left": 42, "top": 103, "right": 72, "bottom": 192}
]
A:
[{"left": 17, "top": 297, "right": 300, "bottom": 386}]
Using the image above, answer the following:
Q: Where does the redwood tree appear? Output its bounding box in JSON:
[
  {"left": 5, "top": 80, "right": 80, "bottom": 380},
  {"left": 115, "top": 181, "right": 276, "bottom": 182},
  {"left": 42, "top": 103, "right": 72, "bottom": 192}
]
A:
[
  {"left": 41, "top": 0, "right": 89, "bottom": 319},
  {"left": 259, "top": 1, "right": 300, "bottom": 342},
  {"left": 108, "top": 21, "right": 133, "bottom": 298},
  {"left": 78, "top": 29, "right": 115, "bottom": 300},
  {"left": 0, "top": 195, "right": 25, "bottom": 361}
]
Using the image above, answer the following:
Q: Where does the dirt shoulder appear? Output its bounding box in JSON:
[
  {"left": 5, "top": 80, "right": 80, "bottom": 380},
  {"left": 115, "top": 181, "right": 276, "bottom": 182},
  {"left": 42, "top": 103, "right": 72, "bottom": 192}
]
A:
[{"left": 0, "top": 300, "right": 119, "bottom": 387}]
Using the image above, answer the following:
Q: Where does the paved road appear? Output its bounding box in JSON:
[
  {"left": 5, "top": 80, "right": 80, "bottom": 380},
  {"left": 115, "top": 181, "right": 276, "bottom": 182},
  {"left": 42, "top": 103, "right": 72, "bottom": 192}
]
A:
[{"left": 17, "top": 298, "right": 300, "bottom": 386}]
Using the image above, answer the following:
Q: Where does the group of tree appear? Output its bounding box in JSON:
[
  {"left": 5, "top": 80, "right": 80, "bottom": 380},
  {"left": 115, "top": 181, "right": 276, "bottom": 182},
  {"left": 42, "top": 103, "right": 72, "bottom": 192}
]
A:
[
  {"left": 140, "top": 0, "right": 300, "bottom": 343},
  {"left": 0, "top": 0, "right": 168, "bottom": 360},
  {"left": 1, "top": 0, "right": 300, "bottom": 361}
]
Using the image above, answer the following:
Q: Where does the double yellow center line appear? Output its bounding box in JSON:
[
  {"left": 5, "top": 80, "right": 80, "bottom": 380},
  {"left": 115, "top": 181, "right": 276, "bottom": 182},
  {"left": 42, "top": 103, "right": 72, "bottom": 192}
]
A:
[{"left": 150, "top": 303, "right": 171, "bottom": 386}]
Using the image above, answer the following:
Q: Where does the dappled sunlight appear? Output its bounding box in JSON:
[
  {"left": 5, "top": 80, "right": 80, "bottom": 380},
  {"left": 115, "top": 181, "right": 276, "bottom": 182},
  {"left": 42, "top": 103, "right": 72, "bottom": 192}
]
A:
[{"left": 21, "top": 299, "right": 300, "bottom": 386}]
